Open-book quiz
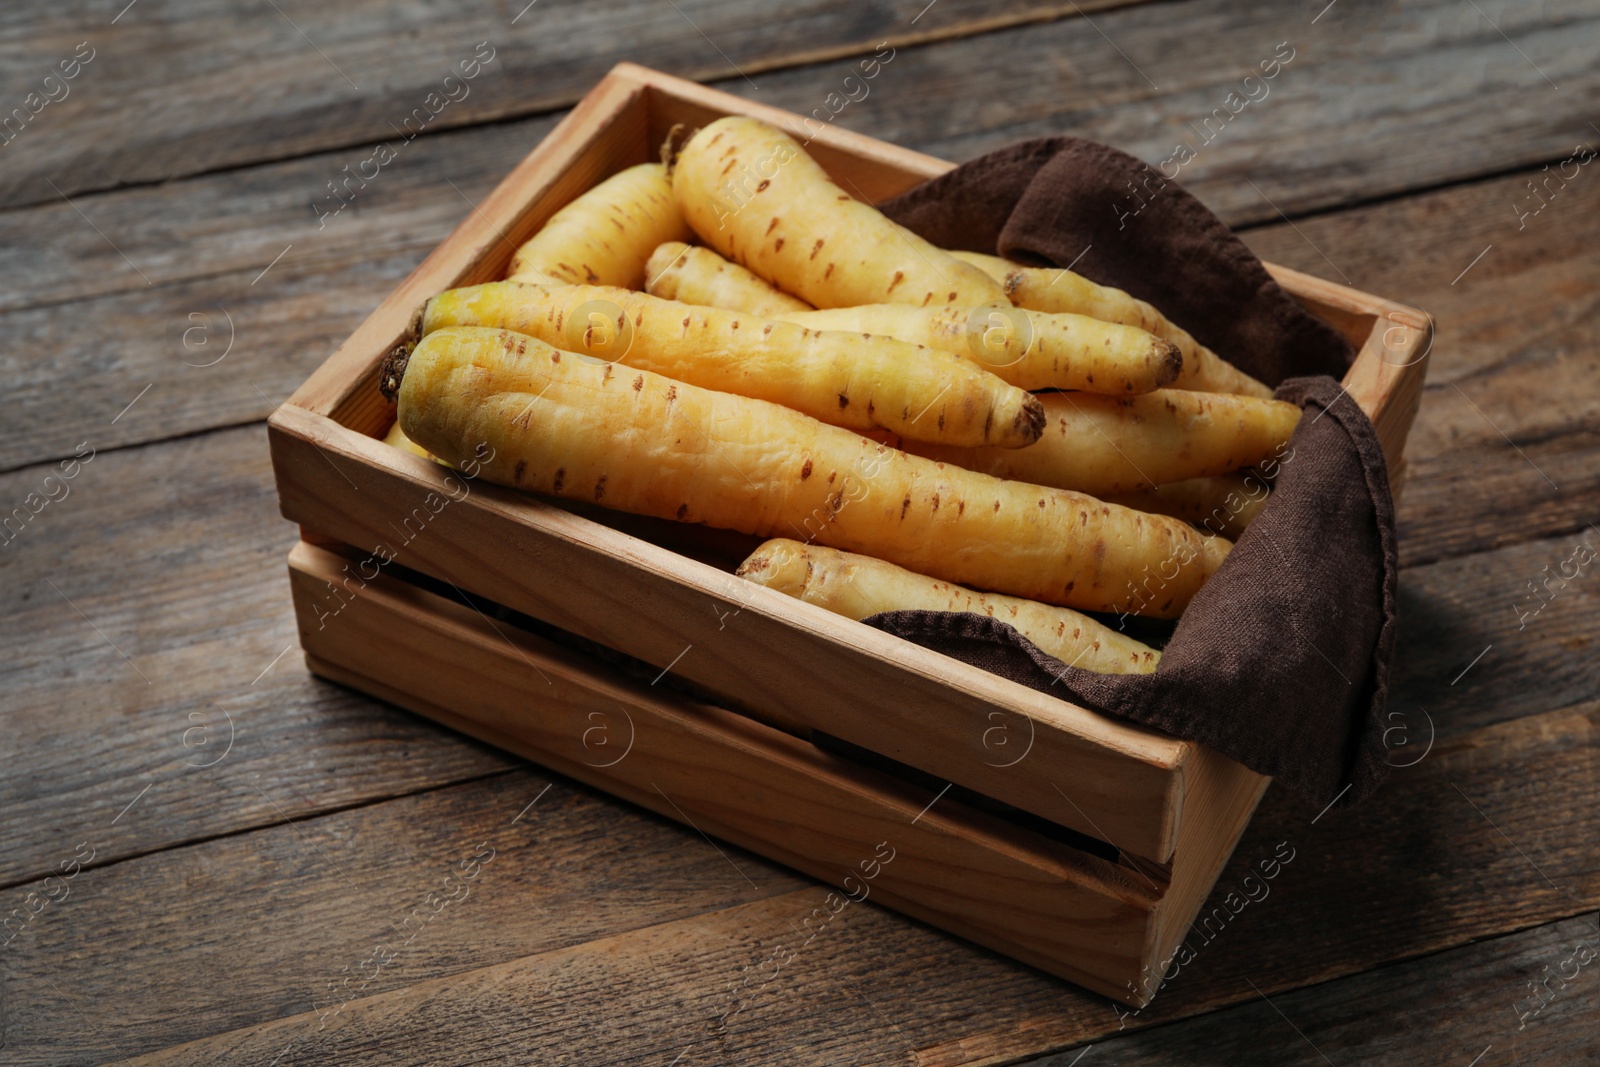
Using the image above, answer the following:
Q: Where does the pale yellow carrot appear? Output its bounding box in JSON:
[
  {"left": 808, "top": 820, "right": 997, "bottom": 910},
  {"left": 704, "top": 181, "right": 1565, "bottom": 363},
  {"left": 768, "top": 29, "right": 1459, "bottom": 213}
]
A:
[
  {"left": 1105, "top": 472, "right": 1274, "bottom": 540},
  {"left": 673, "top": 116, "right": 1006, "bottom": 308},
  {"left": 382, "top": 419, "right": 437, "bottom": 461},
  {"left": 387, "top": 326, "right": 1231, "bottom": 617},
  {"left": 417, "top": 281, "right": 1044, "bottom": 449},
  {"left": 902, "top": 389, "right": 1302, "bottom": 497},
  {"left": 737, "top": 539, "right": 1161, "bottom": 674},
  {"left": 774, "top": 304, "right": 1181, "bottom": 395},
  {"left": 952, "top": 250, "right": 1273, "bottom": 398},
  {"left": 508, "top": 163, "right": 691, "bottom": 288},
  {"left": 644, "top": 241, "right": 811, "bottom": 315}
]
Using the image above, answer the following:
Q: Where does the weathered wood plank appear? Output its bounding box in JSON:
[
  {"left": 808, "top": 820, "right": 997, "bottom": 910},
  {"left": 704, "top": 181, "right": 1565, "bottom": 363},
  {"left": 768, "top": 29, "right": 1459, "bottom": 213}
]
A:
[
  {"left": 741, "top": 0, "right": 1600, "bottom": 227},
  {"left": 0, "top": 423, "right": 516, "bottom": 890},
  {"left": 0, "top": 770, "right": 806, "bottom": 1064},
  {"left": 1388, "top": 529, "right": 1600, "bottom": 745},
  {"left": 1241, "top": 137, "right": 1600, "bottom": 570},
  {"left": 8, "top": 0, "right": 1594, "bottom": 223},
  {"left": 111, "top": 889, "right": 863, "bottom": 1067},
  {"left": 0, "top": 111, "right": 567, "bottom": 476},
  {"left": 1, "top": 245, "right": 448, "bottom": 476},
  {"left": 4, "top": 663, "right": 1596, "bottom": 1063},
  {"left": 0, "top": 111, "right": 558, "bottom": 318},
  {"left": 10, "top": 0, "right": 1597, "bottom": 319},
  {"left": 1019, "top": 911, "right": 1600, "bottom": 1065},
  {"left": 0, "top": 0, "right": 1143, "bottom": 210}
]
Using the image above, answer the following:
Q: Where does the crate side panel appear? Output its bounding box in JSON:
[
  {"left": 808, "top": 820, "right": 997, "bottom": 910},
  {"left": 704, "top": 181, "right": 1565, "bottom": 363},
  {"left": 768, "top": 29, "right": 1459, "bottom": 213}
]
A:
[
  {"left": 1141, "top": 749, "right": 1271, "bottom": 1000},
  {"left": 269, "top": 408, "right": 1189, "bottom": 860},
  {"left": 289, "top": 540, "right": 1158, "bottom": 1003}
]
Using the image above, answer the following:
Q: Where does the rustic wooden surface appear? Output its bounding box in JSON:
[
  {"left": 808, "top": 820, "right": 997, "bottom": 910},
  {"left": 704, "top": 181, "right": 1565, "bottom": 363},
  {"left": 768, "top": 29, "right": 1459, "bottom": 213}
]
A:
[{"left": 1, "top": 1, "right": 1595, "bottom": 1063}]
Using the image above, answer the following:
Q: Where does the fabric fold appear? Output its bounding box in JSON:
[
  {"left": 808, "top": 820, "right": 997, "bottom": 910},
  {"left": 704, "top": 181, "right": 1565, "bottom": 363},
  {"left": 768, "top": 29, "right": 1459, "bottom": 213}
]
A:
[{"left": 861, "top": 138, "right": 1393, "bottom": 807}]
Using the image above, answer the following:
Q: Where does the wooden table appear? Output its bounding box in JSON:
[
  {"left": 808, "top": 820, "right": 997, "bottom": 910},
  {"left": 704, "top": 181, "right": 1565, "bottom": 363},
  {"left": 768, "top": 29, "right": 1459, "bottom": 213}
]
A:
[{"left": 2, "top": 2, "right": 1596, "bottom": 1063}]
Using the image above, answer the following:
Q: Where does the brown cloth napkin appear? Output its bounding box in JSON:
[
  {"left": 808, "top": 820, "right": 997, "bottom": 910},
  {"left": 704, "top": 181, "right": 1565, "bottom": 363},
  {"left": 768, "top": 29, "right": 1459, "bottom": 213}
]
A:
[{"left": 868, "top": 138, "right": 1394, "bottom": 808}]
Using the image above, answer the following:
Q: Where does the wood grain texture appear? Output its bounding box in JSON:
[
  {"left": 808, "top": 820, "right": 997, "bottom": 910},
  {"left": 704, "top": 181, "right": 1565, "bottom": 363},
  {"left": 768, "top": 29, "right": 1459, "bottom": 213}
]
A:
[
  {"left": 0, "top": 246, "right": 437, "bottom": 476},
  {"left": 8, "top": 0, "right": 1595, "bottom": 222},
  {"left": 1243, "top": 147, "right": 1600, "bottom": 570},
  {"left": 8, "top": 5, "right": 1598, "bottom": 477},
  {"left": 0, "top": 0, "right": 1145, "bottom": 210},
  {"left": 8, "top": 0, "right": 1593, "bottom": 316},
  {"left": 288, "top": 539, "right": 1180, "bottom": 1005},
  {"left": 0, "top": 769, "right": 806, "bottom": 1064},
  {"left": 10, "top": 699, "right": 1590, "bottom": 1065},
  {"left": 729, "top": 0, "right": 1600, "bottom": 227},
  {"left": 1019, "top": 911, "right": 1600, "bottom": 1065},
  {"left": 0, "top": 111, "right": 557, "bottom": 320},
  {"left": 0, "top": 423, "right": 515, "bottom": 890},
  {"left": 1387, "top": 530, "right": 1600, "bottom": 745}
]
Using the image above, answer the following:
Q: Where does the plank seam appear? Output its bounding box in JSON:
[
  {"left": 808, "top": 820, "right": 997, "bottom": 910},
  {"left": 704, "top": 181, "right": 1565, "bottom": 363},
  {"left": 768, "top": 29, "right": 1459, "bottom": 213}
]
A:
[
  {"left": 0, "top": 767, "right": 519, "bottom": 895},
  {"left": 1023, "top": 903, "right": 1600, "bottom": 1067},
  {"left": 0, "top": 0, "right": 1160, "bottom": 216}
]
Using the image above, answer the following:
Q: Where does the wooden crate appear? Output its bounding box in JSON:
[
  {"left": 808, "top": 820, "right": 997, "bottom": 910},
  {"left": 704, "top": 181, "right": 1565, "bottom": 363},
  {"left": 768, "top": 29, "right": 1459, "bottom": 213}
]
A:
[{"left": 267, "top": 63, "right": 1431, "bottom": 1007}]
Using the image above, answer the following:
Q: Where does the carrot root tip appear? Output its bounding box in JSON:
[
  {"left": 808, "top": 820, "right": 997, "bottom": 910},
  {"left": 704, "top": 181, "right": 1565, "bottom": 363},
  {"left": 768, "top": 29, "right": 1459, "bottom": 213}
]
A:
[
  {"left": 378, "top": 342, "right": 413, "bottom": 403},
  {"left": 1018, "top": 394, "right": 1047, "bottom": 443},
  {"left": 1158, "top": 340, "right": 1183, "bottom": 386}
]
